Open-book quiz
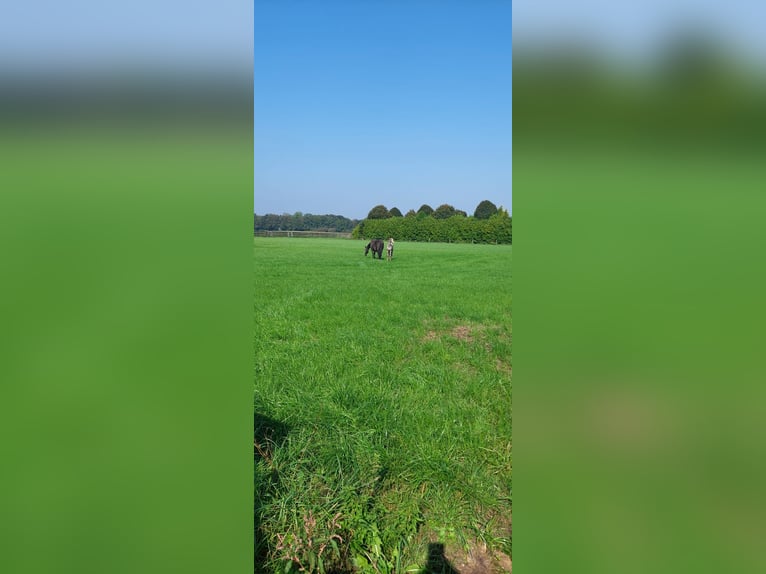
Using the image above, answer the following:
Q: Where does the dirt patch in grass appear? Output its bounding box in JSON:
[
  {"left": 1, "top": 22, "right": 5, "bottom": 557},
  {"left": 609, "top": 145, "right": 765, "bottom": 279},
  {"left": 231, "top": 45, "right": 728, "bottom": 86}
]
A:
[
  {"left": 450, "top": 325, "right": 475, "bottom": 342},
  {"left": 423, "top": 330, "right": 440, "bottom": 342},
  {"left": 420, "top": 321, "right": 496, "bottom": 344},
  {"left": 454, "top": 362, "right": 479, "bottom": 377},
  {"left": 421, "top": 324, "right": 476, "bottom": 343},
  {"left": 419, "top": 321, "right": 508, "bottom": 357},
  {"left": 495, "top": 358, "right": 512, "bottom": 375},
  {"left": 421, "top": 508, "right": 512, "bottom": 574},
  {"left": 427, "top": 540, "right": 511, "bottom": 574}
]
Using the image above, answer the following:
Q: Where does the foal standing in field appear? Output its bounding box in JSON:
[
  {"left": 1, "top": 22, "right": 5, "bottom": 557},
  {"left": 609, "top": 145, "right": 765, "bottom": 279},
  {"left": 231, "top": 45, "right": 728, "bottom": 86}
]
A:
[{"left": 387, "top": 237, "right": 394, "bottom": 261}]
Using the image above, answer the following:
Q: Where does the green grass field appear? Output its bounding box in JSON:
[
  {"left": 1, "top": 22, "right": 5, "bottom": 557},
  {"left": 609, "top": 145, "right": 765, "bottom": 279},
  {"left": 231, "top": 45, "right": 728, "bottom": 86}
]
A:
[{"left": 254, "top": 238, "right": 512, "bottom": 573}]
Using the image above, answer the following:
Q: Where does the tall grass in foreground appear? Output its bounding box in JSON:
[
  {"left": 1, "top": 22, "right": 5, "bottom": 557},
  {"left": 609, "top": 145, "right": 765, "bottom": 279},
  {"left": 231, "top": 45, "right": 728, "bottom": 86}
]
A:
[{"left": 254, "top": 238, "right": 512, "bottom": 573}]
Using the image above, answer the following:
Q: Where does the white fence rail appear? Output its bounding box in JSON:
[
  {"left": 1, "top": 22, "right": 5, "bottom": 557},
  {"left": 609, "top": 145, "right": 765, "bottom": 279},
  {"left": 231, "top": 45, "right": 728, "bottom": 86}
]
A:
[{"left": 254, "top": 230, "right": 353, "bottom": 239}]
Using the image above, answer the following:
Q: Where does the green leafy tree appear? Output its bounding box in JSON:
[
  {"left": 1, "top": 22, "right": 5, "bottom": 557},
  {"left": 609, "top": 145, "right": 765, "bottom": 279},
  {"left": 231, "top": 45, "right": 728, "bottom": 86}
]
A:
[
  {"left": 405, "top": 209, "right": 417, "bottom": 218},
  {"left": 490, "top": 210, "right": 512, "bottom": 244},
  {"left": 455, "top": 214, "right": 474, "bottom": 242},
  {"left": 255, "top": 213, "right": 359, "bottom": 232},
  {"left": 418, "top": 215, "right": 437, "bottom": 241},
  {"left": 389, "top": 206, "right": 403, "bottom": 217},
  {"left": 474, "top": 200, "right": 498, "bottom": 220},
  {"left": 433, "top": 204, "right": 457, "bottom": 219},
  {"left": 417, "top": 204, "right": 434, "bottom": 216},
  {"left": 401, "top": 214, "right": 416, "bottom": 238},
  {"left": 367, "top": 205, "right": 391, "bottom": 219},
  {"left": 355, "top": 202, "right": 510, "bottom": 243}
]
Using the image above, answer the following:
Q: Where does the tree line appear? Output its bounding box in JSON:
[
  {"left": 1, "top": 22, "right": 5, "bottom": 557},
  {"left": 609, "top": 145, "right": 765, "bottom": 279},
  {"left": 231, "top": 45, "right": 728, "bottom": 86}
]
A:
[
  {"left": 514, "top": 35, "right": 766, "bottom": 149},
  {"left": 352, "top": 200, "right": 511, "bottom": 244},
  {"left": 254, "top": 213, "right": 360, "bottom": 233}
]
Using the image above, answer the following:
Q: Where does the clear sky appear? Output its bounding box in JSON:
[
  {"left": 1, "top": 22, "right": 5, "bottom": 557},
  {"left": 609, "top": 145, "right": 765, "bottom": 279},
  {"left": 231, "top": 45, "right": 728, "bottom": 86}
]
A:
[
  {"left": 0, "top": 1, "right": 251, "bottom": 71},
  {"left": 253, "top": 1, "right": 512, "bottom": 220},
  {"left": 6, "top": 1, "right": 763, "bottom": 222}
]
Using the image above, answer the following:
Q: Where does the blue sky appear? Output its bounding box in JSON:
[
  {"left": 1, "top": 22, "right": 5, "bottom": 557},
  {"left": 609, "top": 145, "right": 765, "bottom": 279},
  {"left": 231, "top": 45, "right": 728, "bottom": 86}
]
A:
[
  {"left": 5, "top": 1, "right": 763, "bottom": 221},
  {"left": 253, "top": 1, "right": 512, "bottom": 220},
  {"left": 0, "top": 2, "right": 251, "bottom": 71}
]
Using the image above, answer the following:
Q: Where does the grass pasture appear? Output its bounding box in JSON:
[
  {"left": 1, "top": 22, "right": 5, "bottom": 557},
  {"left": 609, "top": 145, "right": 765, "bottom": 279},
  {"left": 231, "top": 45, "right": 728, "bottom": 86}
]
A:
[{"left": 254, "top": 238, "right": 512, "bottom": 573}]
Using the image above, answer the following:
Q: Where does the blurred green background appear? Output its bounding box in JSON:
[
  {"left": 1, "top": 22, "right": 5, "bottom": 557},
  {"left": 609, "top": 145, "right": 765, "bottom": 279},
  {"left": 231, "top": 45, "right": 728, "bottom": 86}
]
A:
[
  {"left": 0, "top": 6, "right": 253, "bottom": 570},
  {"left": 516, "top": 3, "right": 766, "bottom": 573},
  {"left": 4, "top": 2, "right": 766, "bottom": 573},
  {"left": 0, "top": 124, "right": 253, "bottom": 574}
]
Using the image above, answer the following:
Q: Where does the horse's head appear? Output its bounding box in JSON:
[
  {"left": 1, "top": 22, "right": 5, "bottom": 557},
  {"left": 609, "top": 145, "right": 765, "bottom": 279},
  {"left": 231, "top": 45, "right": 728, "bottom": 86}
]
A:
[{"left": 364, "top": 243, "right": 370, "bottom": 256}]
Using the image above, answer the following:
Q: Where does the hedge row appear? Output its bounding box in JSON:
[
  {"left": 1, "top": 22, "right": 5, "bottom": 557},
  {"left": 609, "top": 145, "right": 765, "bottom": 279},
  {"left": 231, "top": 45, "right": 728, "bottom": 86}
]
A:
[{"left": 352, "top": 212, "right": 511, "bottom": 244}]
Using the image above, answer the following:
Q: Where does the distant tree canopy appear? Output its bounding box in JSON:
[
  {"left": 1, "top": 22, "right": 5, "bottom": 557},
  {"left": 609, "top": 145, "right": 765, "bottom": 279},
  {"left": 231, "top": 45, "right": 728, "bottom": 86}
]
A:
[
  {"left": 513, "top": 40, "right": 766, "bottom": 148},
  {"left": 353, "top": 200, "right": 510, "bottom": 244},
  {"left": 367, "top": 204, "right": 391, "bottom": 219},
  {"left": 433, "top": 204, "right": 457, "bottom": 219},
  {"left": 473, "top": 200, "right": 498, "bottom": 220},
  {"left": 255, "top": 199, "right": 511, "bottom": 243},
  {"left": 254, "top": 213, "right": 359, "bottom": 232},
  {"left": 417, "top": 204, "right": 434, "bottom": 215}
]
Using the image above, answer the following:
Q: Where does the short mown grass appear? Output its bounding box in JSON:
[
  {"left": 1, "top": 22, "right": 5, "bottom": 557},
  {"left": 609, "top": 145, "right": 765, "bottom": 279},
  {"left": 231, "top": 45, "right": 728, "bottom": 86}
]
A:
[{"left": 254, "top": 238, "right": 512, "bottom": 573}]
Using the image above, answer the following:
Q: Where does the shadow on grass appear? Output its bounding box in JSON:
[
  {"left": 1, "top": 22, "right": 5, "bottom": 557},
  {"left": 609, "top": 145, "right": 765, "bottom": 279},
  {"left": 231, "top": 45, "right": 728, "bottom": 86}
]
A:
[
  {"left": 421, "top": 543, "right": 460, "bottom": 574},
  {"left": 255, "top": 412, "right": 290, "bottom": 573},
  {"left": 254, "top": 412, "right": 289, "bottom": 464},
  {"left": 253, "top": 416, "right": 464, "bottom": 574}
]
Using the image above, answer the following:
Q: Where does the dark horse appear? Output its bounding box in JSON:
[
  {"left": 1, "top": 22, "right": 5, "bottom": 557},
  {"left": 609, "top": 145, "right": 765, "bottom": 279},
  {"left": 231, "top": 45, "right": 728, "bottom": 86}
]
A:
[{"left": 364, "top": 239, "right": 384, "bottom": 259}]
